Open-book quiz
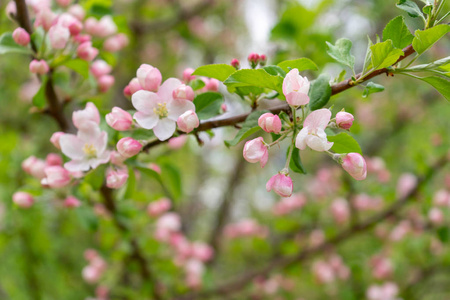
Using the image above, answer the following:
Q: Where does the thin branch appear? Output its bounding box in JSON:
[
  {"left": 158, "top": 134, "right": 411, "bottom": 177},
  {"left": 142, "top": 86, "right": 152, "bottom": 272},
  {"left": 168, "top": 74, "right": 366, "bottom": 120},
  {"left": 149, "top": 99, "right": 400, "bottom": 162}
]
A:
[{"left": 173, "top": 154, "right": 448, "bottom": 300}]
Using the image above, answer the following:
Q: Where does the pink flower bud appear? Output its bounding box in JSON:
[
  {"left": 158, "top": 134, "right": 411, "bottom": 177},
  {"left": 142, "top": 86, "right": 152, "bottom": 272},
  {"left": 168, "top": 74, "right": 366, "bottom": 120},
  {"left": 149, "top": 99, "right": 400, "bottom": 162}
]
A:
[
  {"left": 106, "top": 107, "right": 133, "bottom": 131},
  {"left": 258, "top": 113, "right": 282, "bottom": 134},
  {"left": 173, "top": 84, "right": 195, "bottom": 101},
  {"left": 96, "top": 285, "right": 109, "bottom": 300},
  {"left": 77, "top": 42, "right": 98, "bottom": 61},
  {"left": 82, "top": 265, "right": 102, "bottom": 284},
  {"left": 68, "top": 4, "right": 85, "bottom": 21},
  {"left": 136, "top": 64, "right": 162, "bottom": 92},
  {"left": 64, "top": 196, "right": 81, "bottom": 208},
  {"left": 221, "top": 103, "right": 227, "bottom": 112},
  {"left": 156, "top": 212, "right": 181, "bottom": 232},
  {"left": 396, "top": 173, "right": 417, "bottom": 198},
  {"left": 259, "top": 54, "right": 267, "bottom": 66},
  {"left": 57, "top": 13, "right": 82, "bottom": 36},
  {"left": 84, "top": 249, "right": 98, "bottom": 261},
  {"left": 177, "top": 110, "right": 199, "bottom": 133},
  {"left": 231, "top": 58, "right": 240, "bottom": 69},
  {"left": 90, "top": 60, "right": 112, "bottom": 78},
  {"left": 243, "top": 137, "right": 268, "bottom": 168},
  {"left": 41, "top": 166, "right": 71, "bottom": 188},
  {"left": 266, "top": 173, "right": 293, "bottom": 197},
  {"left": 6, "top": 1, "right": 17, "bottom": 20},
  {"left": 97, "top": 74, "right": 115, "bottom": 93},
  {"left": 205, "top": 78, "right": 219, "bottom": 92},
  {"left": 96, "top": 16, "right": 117, "bottom": 37},
  {"left": 127, "top": 77, "right": 142, "bottom": 95},
  {"left": 48, "top": 25, "right": 70, "bottom": 49},
  {"left": 330, "top": 198, "right": 350, "bottom": 224},
  {"left": 56, "top": 0, "right": 71, "bottom": 7},
  {"left": 72, "top": 102, "right": 100, "bottom": 128},
  {"left": 148, "top": 163, "right": 161, "bottom": 173},
  {"left": 12, "top": 27, "right": 30, "bottom": 46},
  {"left": 34, "top": 8, "right": 56, "bottom": 31},
  {"left": 50, "top": 131, "right": 64, "bottom": 149},
  {"left": 282, "top": 69, "right": 310, "bottom": 106},
  {"left": 110, "top": 151, "right": 126, "bottom": 166},
  {"left": 433, "top": 189, "right": 450, "bottom": 206},
  {"left": 13, "top": 191, "right": 34, "bottom": 208},
  {"left": 341, "top": 153, "right": 367, "bottom": 180},
  {"left": 428, "top": 207, "right": 444, "bottom": 225},
  {"left": 336, "top": 112, "right": 354, "bottom": 130},
  {"left": 370, "top": 255, "right": 393, "bottom": 280},
  {"left": 147, "top": 198, "right": 171, "bottom": 217},
  {"left": 106, "top": 168, "right": 128, "bottom": 189},
  {"left": 248, "top": 52, "right": 260, "bottom": 68},
  {"left": 191, "top": 242, "right": 214, "bottom": 262},
  {"left": 168, "top": 135, "right": 188, "bottom": 149},
  {"left": 183, "top": 68, "right": 196, "bottom": 83},
  {"left": 103, "top": 33, "right": 128, "bottom": 52},
  {"left": 22, "top": 156, "right": 46, "bottom": 179},
  {"left": 116, "top": 137, "right": 142, "bottom": 158},
  {"left": 123, "top": 85, "right": 132, "bottom": 97},
  {"left": 45, "top": 153, "right": 63, "bottom": 166},
  {"left": 29, "top": 59, "right": 49, "bottom": 75},
  {"left": 73, "top": 34, "right": 91, "bottom": 44}
]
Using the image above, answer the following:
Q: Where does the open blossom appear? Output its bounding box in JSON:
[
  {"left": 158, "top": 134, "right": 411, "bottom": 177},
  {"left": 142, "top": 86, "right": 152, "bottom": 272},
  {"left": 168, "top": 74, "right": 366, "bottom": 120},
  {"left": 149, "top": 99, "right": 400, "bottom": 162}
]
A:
[
  {"left": 258, "top": 113, "right": 282, "bottom": 133},
  {"left": 341, "top": 153, "right": 367, "bottom": 180},
  {"left": 136, "top": 64, "right": 162, "bottom": 92},
  {"left": 177, "top": 110, "right": 199, "bottom": 133},
  {"left": 60, "top": 122, "right": 110, "bottom": 172},
  {"left": 12, "top": 28, "right": 30, "bottom": 46},
  {"left": 50, "top": 132, "right": 65, "bottom": 149},
  {"left": 106, "top": 168, "right": 128, "bottom": 189},
  {"left": 13, "top": 192, "right": 34, "bottom": 208},
  {"left": 72, "top": 102, "right": 100, "bottom": 129},
  {"left": 41, "top": 166, "right": 71, "bottom": 188},
  {"left": 48, "top": 25, "right": 70, "bottom": 49},
  {"left": 282, "top": 69, "right": 310, "bottom": 106},
  {"left": 147, "top": 198, "right": 171, "bottom": 217},
  {"left": 116, "top": 137, "right": 142, "bottom": 158},
  {"left": 132, "top": 78, "right": 195, "bottom": 140},
  {"left": 106, "top": 107, "right": 133, "bottom": 131},
  {"left": 266, "top": 172, "right": 293, "bottom": 197},
  {"left": 77, "top": 42, "right": 98, "bottom": 61},
  {"left": 296, "top": 108, "right": 333, "bottom": 152},
  {"left": 243, "top": 137, "right": 268, "bottom": 168},
  {"left": 336, "top": 111, "right": 354, "bottom": 130}
]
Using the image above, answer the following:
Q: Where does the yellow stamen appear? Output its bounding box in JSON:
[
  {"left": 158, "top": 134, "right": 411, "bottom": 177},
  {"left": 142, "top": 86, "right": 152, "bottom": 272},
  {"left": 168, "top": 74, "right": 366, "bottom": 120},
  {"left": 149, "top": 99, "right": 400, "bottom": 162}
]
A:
[
  {"left": 153, "top": 103, "right": 168, "bottom": 118},
  {"left": 83, "top": 144, "right": 97, "bottom": 157}
]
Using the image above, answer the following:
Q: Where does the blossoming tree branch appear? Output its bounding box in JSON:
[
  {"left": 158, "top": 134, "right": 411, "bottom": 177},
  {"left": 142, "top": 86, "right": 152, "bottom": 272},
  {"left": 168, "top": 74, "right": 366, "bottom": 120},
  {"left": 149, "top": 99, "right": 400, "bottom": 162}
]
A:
[{"left": 1, "top": 0, "right": 450, "bottom": 299}]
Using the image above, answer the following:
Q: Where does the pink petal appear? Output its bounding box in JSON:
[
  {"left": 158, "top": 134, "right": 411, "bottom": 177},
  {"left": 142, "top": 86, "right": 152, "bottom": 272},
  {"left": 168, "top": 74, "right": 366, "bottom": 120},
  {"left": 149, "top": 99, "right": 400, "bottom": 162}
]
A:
[
  {"left": 153, "top": 118, "right": 176, "bottom": 141},
  {"left": 134, "top": 111, "right": 159, "bottom": 129},
  {"left": 304, "top": 108, "right": 331, "bottom": 130},
  {"left": 64, "top": 160, "right": 90, "bottom": 172},
  {"left": 167, "top": 99, "right": 196, "bottom": 121},
  {"left": 93, "top": 131, "right": 108, "bottom": 155},
  {"left": 132, "top": 90, "right": 161, "bottom": 113},
  {"left": 295, "top": 127, "right": 308, "bottom": 150},
  {"left": 157, "top": 78, "right": 182, "bottom": 102}
]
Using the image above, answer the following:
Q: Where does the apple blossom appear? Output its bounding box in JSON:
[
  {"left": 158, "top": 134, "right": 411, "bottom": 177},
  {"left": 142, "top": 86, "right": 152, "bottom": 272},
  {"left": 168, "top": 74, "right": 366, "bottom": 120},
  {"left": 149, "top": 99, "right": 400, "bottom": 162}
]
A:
[
  {"left": 205, "top": 78, "right": 219, "bottom": 92},
  {"left": 45, "top": 153, "right": 63, "bottom": 166},
  {"left": 370, "top": 255, "right": 393, "bottom": 280},
  {"left": 56, "top": 0, "right": 71, "bottom": 7},
  {"left": 64, "top": 196, "right": 81, "bottom": 208},
  {"left": 103, "top": 33, "right": 129, "bottom": 52},
  {"left": 68, "top": 4, "right": 85, "bottom": 21},
  {"left": 341, "top": 153, "right": 367, "bottom": 180},
  {"left": 191, "top": 242, "right": 214, "bottom": 262},
  {"left": 177, "top": 110, "right": 199, "bottom": 133},
  {"left": 110, "top": 151, "right": 126, "bottom": 166},
  {"left": 282, "top": 68, "right": 310, "bottom": 106},
  {"left": 168, "top": 135, "right": 188, "bottom": 149},
  {"left": 330, "top": 198, "right": 350, "bottom": 224},
  {"left": 428, "top": 207, "right": 444, "bottom": 225},
  {"left": 136, "top": 64, "right": 162, "bottom": 92},
  {"left": 396, "top": 173, "right": 418, "bottom": 198},
  {"left": 272, "top": 193, "right": 306, "bottom": 216},
  {"left": 248, "top": 52, "right": 260, "bottom": 68},
  {"left": 336, "top": 111, "right": 354, "bottom": 130},
  {"left": 34, "top": 8, "right": 56, "bottom": 31},
  {"left": 56, "top": 13, "right": 82, "bottom": 36},
  {"left": 13, "top": 191, "right": 34, "bottom": 208},
  {"left": 60, "top": 122, "right": 110, "bottom": 172},
  {"left": 97, "top": 75, "right": 115, "bottom": 93},
  {"left": 12, "top": 28, "right": 30, "bottom": 46},
  {"left": 116, "top": 137, "right": 142, "bottom": 158},
  {"left": 6, "top": 1, "right": 16, "bottom": 19},
  {"left": 266, "top": 172, "right": 293, "bottom": 197},
  {"left": 96, "top": 16, "right": 117, "bottom": 37},
  {"left": 173, "top": 84, "right": 195, "bottom": 101},
  {"left": 106, "top": 168, "right": 129, "bottom": 189},
  {"left": 132, "top": 78, "right": 195, "bottom": 140},
  {"left": 224, "top": 219, "right": 268, "bottom": 239},
  {"left": 73, "top": 34, "right": 91, "bottom": 44},
  {"left": 29, "top": 59, "right": 49, "bottom": 75},
  {"left": 90, "top": 60, "right": 112, "bottom": 78},
  {"left": 106, "top": 107, "right": 133, "bottom": 131},
  {"left": 50, "top": 132, "right": 65, "bottom": 149},
  {"left": 243, "top": 137, "right": 268, "bottom": 168},
  {"left": 127, "top": 77, "right": 142, "bottom": 95},
  {"left": 182, "top": 68, "right": 196, "bottom": 83},
  {"left": 295, "top": 108, "right": 333, "bottom": 152},
  {"left": 48, "top": 25, "right": 70, "bottom": 49},
  {"left": 231, "top": 58, "right": 240, "bottom": 69},
  {"left": 72, "top": 102, "right": 100, "bottom": 129},
  {"left": 258, "top": 113, "right": 282, "bottom": 134},
  {"left": 367, "top": 282, "right": 399, "bottom": 300},
  {"left": 147, "top": 198, "right": 171, "bottom": 217},
  {"left": 148, "top": 163, "right": 161, "bottom": 173},
  {"left": 433, "top": 189, "right": 450, "bottom": 206},
  {"left": 259, "top": 54, "right": 267, "bottom": 66},
  {"left": 22, "top": 156, "right": 46, "bottom": 179},
  {"left": 77, "top": 42, "right": 98, "bottom": 61}
]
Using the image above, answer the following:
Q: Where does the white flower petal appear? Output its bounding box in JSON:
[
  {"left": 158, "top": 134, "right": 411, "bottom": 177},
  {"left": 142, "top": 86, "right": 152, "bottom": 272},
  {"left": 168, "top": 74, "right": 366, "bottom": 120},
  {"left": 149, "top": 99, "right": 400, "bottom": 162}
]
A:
[
  {"left": 64, "top": 160, "right": 90, "bottom": 172},
  {"left": 134, "top": 111, "right": 159, "bottom": 129},
  {"left": 132, "top": 90, "right": 161, "bottom": 113},
  {"left": 153, "top": 118, "right": 176, "bottom": 141},
  {"left": 167, "top": 99, "right": 195, "bottom": 121},
  {"left": 157, "top": 78, "right": 182, "bottom": 102},
  {"left": 59, "top": 134, "right": 85, "bottom": 160},
  {"left": 295, "top": 127, "right": 309, "bottom": 150}
]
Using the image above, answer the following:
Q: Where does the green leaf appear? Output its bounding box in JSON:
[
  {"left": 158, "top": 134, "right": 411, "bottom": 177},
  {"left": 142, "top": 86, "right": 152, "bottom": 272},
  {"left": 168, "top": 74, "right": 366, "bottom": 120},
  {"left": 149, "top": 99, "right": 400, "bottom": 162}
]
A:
[
  {"left": 328, "top": 132, "right": 362, "bottom": 154},
  {"left": 84, "top": 165, "right": 106, "bottom": 190},
  {"left": 63, "top": 59, "right": 90, "bottom": 79},
  {"left": 159, "top": 162, "right": 182, "bottom": 200},
  {"left": 382, "top": 16, "right": 414, "bottom": 49},
  {"left": 370, "top": 40, "right": 404, "bottom": 70},
  {"left": 437, "top": 227, "right": 450, "bottom": 243},
  {"left": 192, "top": 64, "right": 237, "bottom": 82},
  {"left": 263, "top": 65, "right": 286, "bottom": 77},
  {"left": 289, "top": 147, "right": 307, "bottom": 174},
  {"left": 224, "top": 110, "right": 267, "bottom": 147},
  {"left": 396, "top": 0, "right": 424, "bottom": 18},
  {"left": 189, "top": 79, "right": 206, "bottom": 91},
  {"left": 422, "top": 4, "right": 433, "bottom": 15},
  {"left": 277, "top": 58, "right": 318, "bottom": 73},
  {"left": 193, "top": 92, "right": 224, "bottom": 120},
  {"left": 326, "top": 38, "right": 355, "bottom": 70},
  {"left": 417, "top": 76, "right": 450, "bottom": 101},
  {"left": 32, "top": 76, "right": 48, "bottom": 109},
  {"left": 362, "top": 36, "right": 375, "bottom": 74},
  {"left": 308, "top": 74, "right": 332, "bottom": 111},
  {"left": 0, "top": 32, "right": 32, "bottom": 55},
  {"left": 223, "top": 69, "right": 284, "bottom": 94},
  {"left": 124, "top": 167, "right": 136, "bottom": 199},
  {"left": 362, "top": 82, "right": 385, "bottom": 98},
  {"left": 412, "top": 25, "right": 450, "bottom": 55},
  {"left": 407, "top": 56, "right": 450, "bottom": 72}
]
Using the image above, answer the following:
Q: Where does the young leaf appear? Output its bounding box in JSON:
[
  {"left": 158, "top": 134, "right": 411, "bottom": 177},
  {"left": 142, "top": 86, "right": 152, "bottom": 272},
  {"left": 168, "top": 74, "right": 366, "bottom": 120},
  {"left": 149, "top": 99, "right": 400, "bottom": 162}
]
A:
[
  {"left": 277, "top": 58, "right": 318, "bottom": 73},
  {"left": 308, "top": 74, "right": 332, "bottom": 111},
  {"left": 263, "top": 65, "right": 286, "bottom": 77},
  {"left": 382, "top": 16, "right": 414, "bottom": 49},
  {"left": 192, "top": 64, "right": 237, "bottom": 82},
  {"left": 370, "top": 40, "right": 404, "bottom": 70},
  {"left": 327, "top": 132, "right": 362, "bottom": 154},
  {"left": 412, "top": 25, "right": 450, "bottom": 55},
  {"left": 0, "top": 32, "right": 32, "bottom": 55},
  {"left": 63, "top": 59, "right": 90, "bottom": 79},
  {"left": 289, "top": 147, "right": 307, "bottom": 174},
  {"left": 417, "top": 76, "right": 450, "bottom": 101},
  {"left": 362, "top": 36, "right": 375, "bottom": 74},
  {"left": 326, "top": 38, "right": 355, "bottom": 70},
  {"left": 396, "top": 0, "right": 424, "bottom": 18},
  {"left": 224, "top": 69, "right": 284, "bottom": 94},
  {"left": 362, "top": 82, "right": 385, "bottom": 98},
  {"left": 32, "top": 76, "right": 48, "bottom": 109},
  {"left": 224, "top": 110, "right": 268, "bottom": 147},
  {"left": 193, "top": 92, "right": 224, "bottom": 120},
  {"left": 189, "top": 79, "right": 206, "bottom": 91}
]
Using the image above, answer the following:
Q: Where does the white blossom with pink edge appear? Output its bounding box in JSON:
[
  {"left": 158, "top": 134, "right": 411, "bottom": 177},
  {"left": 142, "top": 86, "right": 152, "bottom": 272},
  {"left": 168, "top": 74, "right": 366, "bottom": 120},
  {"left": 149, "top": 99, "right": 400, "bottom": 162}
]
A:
[
  {"left": 132, "top": 78, "right": 195, "bottom": 141},
  {"left": 282, "top": 68, "right": 310, "bottom": 106},
  {"left": 72, "top": 102, "right": 100, "bottom": 129},
  {"left": 296, "top": 108, "right": 333, "bottom": 152},
  {"left": 59, "top": 121, "right": 110, "bottom": 172}
]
